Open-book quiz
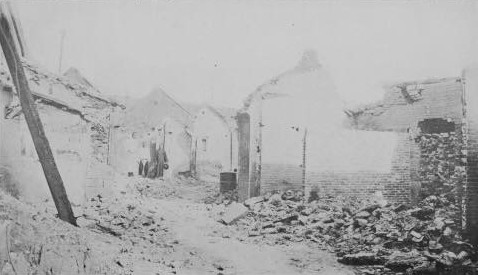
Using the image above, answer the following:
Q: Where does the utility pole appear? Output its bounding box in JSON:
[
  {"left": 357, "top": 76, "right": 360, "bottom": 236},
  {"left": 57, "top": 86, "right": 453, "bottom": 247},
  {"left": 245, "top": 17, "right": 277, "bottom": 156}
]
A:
[
  {"left": 58, "top": 29, "right": 65, "bottom": 74},
  {"left": 0, "top": 5, "right": 77, "bottom": 226}
]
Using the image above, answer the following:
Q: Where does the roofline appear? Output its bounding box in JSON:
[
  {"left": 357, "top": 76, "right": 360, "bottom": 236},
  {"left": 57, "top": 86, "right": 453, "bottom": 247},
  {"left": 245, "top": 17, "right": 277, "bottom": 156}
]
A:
[
  {"left": 9, "top": 91, "right": 89, "bottom": 122},
  {"left": 161, "top": 90, "right": 193, "bottom": 117}
]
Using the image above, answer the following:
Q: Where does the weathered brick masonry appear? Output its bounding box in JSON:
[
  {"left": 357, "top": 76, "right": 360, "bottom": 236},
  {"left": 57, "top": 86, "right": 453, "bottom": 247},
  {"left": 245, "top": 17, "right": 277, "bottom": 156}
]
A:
[
  {"left": 254, "top": 131, "right": 413, "bottom": 204},
  {"left": 349, "top": 76, "right": 469, "bottom": 218},
  {"left": 239, "top": 52, "right": 470, "bottom": 205},
  {"left": 261, "top": 163, "right": 303, "bottom": 194},
  {"left": 306, "top": 133, "right": 413, "bottom": 204},
  {"left": 308, "top": 171, "right": 389, "bottom": 198},
  {"left": 385, "top": 134, "right": 415, "bottom": 203},
  {"left": 242, "top": 77, "right": 466, "bottom": 204},
  {"left": 240, "top": 58, "right": 415, "bottom": 202},
  {"left": 463, "top": 67, "right": 478, "bottom": 244}
]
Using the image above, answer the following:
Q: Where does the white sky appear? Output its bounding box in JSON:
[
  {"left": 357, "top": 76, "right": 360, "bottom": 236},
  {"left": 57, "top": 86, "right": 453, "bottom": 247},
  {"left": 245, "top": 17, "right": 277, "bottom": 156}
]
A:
[{"left": 15, "top": 0, "right": 478, "bottom": 108}]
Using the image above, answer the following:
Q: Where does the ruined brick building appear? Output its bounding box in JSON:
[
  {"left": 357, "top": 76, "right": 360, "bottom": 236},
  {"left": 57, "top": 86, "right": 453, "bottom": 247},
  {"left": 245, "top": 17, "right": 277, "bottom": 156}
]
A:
[
  {"left": 346, "top": 77, "right": 466, "bottom": 202},
  {"left": 345, "top": 77, "right": 465, "bottom": 133},
  {"left": 235, "top": 49, "right": 478, "bottom": 244},
  {"left": 0, "top": 59, "right": 122, "bottom": 204},
  {"left": 346, "top": 68, "right": 478, "bottom": 242},
  {"left": 237, "top": 51, "right": 412, "bottom": 203}
]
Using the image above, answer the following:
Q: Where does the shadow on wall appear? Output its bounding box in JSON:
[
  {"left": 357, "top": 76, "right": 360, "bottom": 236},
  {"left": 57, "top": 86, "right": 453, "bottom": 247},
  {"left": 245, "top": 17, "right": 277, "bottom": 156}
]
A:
[{"left": 0, "top": 166, "right": 20, "bottom": 198}]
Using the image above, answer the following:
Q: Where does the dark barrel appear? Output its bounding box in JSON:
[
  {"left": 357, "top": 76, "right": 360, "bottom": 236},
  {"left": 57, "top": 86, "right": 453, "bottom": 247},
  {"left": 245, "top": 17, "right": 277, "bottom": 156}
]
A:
[{"left": 220, "top": 172, "right": 237, "bottom": 193}]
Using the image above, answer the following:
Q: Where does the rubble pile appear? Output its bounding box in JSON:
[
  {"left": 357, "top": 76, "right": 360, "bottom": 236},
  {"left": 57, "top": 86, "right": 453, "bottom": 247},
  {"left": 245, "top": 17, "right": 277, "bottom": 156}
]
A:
[
  {"left": 135, "top": 179, "right": 178, "bottom": 199},
  {"left": 204, "top": 189, "right": 238, "bottom": 205},
  {"left": 83, "top": 195, "right": 169, "bottom": 245},
  {"left": 0, "top": 191, "right": 124, "bottom": 274},
  {"left": 218, "top": 190, "right": 476, "bottom": 273},
  {"left": 415, "top": 132, "right": 466, "bottom": 200}
]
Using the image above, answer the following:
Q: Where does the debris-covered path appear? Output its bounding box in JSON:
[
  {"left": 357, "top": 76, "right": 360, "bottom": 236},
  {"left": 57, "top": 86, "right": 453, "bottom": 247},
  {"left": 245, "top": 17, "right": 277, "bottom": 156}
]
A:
[
  {"left": 131, "top": 177, "right": 354, "bottom": 275},
  {"left": 144, "top": 197, "right": 354, "bottom": 275},
  {"left": 4, "top": 174, "right": 473, "bottom": 274},
  {"left": 1, "top": 175, "right": 355, "bottom": 274}
]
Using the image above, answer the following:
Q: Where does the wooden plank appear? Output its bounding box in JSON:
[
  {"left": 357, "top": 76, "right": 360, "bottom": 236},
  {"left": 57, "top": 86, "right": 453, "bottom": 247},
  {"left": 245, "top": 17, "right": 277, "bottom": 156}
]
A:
[{"left": 0, "top": 7, "right": 77, "bottom": 226}]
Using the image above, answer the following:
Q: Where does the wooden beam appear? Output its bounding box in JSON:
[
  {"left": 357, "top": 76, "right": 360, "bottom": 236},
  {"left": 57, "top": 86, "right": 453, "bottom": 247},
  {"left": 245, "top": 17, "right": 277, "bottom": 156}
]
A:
[{"left": 0, "top": 7, "right": 77, "bottom": 226}]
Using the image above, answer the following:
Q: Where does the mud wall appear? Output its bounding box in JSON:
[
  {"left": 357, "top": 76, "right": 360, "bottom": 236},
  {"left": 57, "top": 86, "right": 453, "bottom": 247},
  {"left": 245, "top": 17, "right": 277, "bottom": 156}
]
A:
[
  {"left": 110, "top": 120, "right": 191, "bottom": 178},
  {"left": 0, "top": 103, "right": 89, "bottom": 204},
  {"left": 192, "top": 108, "right": 236, "bottom": 174}
]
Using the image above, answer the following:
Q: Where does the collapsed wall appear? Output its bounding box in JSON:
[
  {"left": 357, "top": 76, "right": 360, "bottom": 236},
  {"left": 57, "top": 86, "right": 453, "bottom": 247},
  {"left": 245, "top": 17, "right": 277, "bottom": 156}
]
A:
[
  {"left": 346, "top": 77, "right": 469, "bottom": 203},
  {"left": 242, "top": 51, "right": 414, "bottom": 203},
  {"left": 415, "top": 132, "right": 466, "bottom": 201}
]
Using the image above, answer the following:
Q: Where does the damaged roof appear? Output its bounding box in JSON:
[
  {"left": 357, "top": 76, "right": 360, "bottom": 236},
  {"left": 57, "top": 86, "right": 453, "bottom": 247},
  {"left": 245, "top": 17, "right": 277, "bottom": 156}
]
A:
[
  {"left": 0, "top": 58, "right": 123, "bottom": 122},
  {"left": 0, "top": 2, "right": 122, "bottom": 123},
  {"left": 242, "top": 50, "right": 337, "bottom": 111},
  {"left": 24, "top": 62, "right": 122, "bottom": 108},
  {"left": 344, "top": 76, "right": 462, "bottom": 122}
]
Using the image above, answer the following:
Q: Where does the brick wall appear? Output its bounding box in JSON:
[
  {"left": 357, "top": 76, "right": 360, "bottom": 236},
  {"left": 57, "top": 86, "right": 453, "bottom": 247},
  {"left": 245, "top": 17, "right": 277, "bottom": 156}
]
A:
[
  {"left": 383, "top": 134, "right": 413, "bottom": 203},
  {"left": 409, "top": 136, "right": 421, "bottom": 203},
  {"left": 463, "top": 67, "right": 478, "bottom": 244},
  {"left": 261, "top": 139, "right": 413, "bottom": 204},
  {"left": 308, "top": 171, "right": 389, "bottom": 198},
  {"left": 306, "top": 132, "right": 412, "bottom": 204},
  {"left": 258, "top": 126, "right": 412, "bottom": 204},
  {"left": 246, "top": 88, "right": 415, "bottom": 203},
  {"left": 261, "top": 163, "right": 303, "bottom": 193},
  {"left": 349, "top": 78, "right": 466, "bottom": 205}
]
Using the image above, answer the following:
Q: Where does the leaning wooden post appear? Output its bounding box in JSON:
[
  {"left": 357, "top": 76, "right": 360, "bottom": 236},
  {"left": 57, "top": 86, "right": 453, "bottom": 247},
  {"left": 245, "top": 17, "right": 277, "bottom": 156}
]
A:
[{"left": 0, "top": 8, "right": 77, "bottom": 226}]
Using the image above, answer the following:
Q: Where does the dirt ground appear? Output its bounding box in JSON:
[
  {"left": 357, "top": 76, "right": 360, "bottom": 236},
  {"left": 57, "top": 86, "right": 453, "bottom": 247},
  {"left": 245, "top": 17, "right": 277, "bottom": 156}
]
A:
[
  {"left": 121, "top": 176, "right": 355, "bottom": 274},
  {"left": 1, "top": 176, "right": 356, "bottom": 275}
]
